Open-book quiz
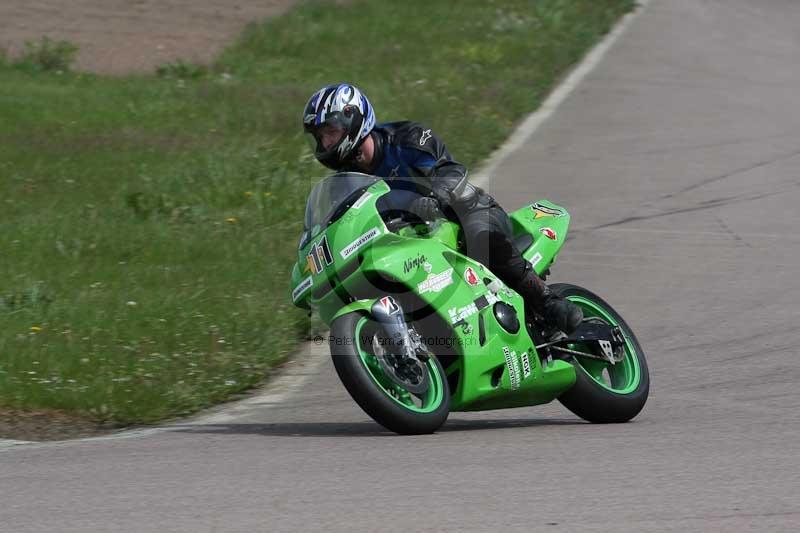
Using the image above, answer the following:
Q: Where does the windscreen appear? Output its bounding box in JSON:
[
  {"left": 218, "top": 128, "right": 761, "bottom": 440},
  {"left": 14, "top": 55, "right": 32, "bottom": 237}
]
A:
[{"left": 301, "top": 173, "right": 378, "bottom": 247}]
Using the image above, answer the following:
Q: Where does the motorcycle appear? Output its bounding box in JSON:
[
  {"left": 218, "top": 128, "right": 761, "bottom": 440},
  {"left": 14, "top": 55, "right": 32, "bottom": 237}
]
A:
[{"left": 290, "top": 172, "right": 649, "bottom": 434}]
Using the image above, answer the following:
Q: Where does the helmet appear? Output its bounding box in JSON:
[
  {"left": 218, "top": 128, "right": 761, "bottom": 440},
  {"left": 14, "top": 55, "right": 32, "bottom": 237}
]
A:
[{"left": 302, "top": 83, "right": 376, "bottom": 169}]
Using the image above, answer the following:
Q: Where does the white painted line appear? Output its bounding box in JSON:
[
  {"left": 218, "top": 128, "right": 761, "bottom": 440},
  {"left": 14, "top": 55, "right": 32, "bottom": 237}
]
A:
[
  {"left": 0, "top": 439, "right": 36, "bottom": 449},
  {"left": 184, "top": 341, "right": 329, "bottom": 426},
  {"left": 472, "top": 0, "right": 652, "bottom": 189}
]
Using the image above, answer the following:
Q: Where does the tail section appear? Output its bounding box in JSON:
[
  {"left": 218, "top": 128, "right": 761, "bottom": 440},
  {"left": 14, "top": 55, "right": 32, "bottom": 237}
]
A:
[{"left": 508, "top": 200, "right": 570, "bottom": 276}]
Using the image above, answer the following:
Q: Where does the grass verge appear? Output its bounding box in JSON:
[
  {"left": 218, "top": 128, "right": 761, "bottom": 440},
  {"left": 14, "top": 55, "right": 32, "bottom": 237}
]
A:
[{"left": 0, "top": 0, "right": 635, "bottom": 427}]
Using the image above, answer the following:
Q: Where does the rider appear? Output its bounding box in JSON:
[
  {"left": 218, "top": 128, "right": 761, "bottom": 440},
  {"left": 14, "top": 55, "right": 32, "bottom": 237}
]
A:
[{"left": 302, "top": 83, "right": 583, "bottom": 334}]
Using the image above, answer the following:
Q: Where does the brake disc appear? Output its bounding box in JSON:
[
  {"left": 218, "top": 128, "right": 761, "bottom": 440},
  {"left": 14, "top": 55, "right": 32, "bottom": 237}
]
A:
[{"left": 373, "top": 335, "right": 430, "bottom": 395}]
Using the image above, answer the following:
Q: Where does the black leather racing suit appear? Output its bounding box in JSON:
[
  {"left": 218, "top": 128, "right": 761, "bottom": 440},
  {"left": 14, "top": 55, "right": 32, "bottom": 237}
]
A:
[{"left": 344, "top": 121, "right": 532, "bottom": 291}]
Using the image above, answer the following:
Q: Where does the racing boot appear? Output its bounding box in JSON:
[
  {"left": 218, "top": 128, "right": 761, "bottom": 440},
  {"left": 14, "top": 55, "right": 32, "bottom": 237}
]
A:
[{"left": 514, "top": 266, "right": 583, "bottom": 334}]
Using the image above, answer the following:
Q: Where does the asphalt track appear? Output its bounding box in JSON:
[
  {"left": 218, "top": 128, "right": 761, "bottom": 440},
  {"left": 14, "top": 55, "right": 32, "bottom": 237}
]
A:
[{"left": 3, "top": 0, "right": 800, "bottom": 531}]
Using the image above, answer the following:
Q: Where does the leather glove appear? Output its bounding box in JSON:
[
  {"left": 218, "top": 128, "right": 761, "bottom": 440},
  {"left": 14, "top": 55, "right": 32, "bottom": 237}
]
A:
[{"left": 408, "top": 196, "right": 442, "bottom": 222}]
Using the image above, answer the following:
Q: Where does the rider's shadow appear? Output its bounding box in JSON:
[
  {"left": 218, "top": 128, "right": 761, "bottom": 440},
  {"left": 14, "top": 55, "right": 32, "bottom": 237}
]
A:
[{"left": 167, "top": 418, "right": 586, "bottom": 438}]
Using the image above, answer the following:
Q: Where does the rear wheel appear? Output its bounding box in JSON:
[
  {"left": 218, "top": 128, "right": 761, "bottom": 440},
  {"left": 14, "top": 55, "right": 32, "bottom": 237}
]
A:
[
  {"left": 330, "top": 312, "right": 450, "bottom": 434},
  {"left": 551, "top": 283, "right": 649, "bottom": 423}
]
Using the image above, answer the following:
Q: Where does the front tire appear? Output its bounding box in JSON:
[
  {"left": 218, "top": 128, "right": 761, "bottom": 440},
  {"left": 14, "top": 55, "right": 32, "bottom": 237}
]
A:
[
  {"left": 330, "top": 312, "right": 450, "bottom": 435},
  {"left": 551, "top": 283, "right": 650, "bottom": 423}
]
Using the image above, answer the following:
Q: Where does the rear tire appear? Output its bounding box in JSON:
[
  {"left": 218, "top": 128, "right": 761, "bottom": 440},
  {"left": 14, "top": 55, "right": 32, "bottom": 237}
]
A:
[
  {"left": 330, "top": 312, "right": 450, "bottom": 435},
  {"left": 551, "top": 283, "right": 649, "bottom": 423}
]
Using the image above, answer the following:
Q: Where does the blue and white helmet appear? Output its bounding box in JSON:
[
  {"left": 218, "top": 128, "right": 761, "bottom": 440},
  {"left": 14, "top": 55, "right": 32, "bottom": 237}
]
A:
[{"left": 302, "top": 83, "right": 376, "bottom": 169}]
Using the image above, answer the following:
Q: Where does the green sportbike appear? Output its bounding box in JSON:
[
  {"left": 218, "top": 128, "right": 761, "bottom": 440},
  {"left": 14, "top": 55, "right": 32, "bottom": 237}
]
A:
[{"left": 291, "top": 173, "right": 649, "bottom": 434}]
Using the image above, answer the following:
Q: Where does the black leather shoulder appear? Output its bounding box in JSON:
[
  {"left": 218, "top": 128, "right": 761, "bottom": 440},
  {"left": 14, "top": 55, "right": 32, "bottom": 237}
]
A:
[
  {"left": 396, "top": 122, "right": 439, "bottom": 154},
  {"left": 377, "top": 121, "right": 441, "bottom": 156}
]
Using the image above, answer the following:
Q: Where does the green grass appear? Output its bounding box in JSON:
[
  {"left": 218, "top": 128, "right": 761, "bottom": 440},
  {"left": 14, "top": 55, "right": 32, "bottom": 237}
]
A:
[
  {"left": 12, "top": 36, "right": 80, "bottom": 73},
  {"left": 0, "top": 0, "right": 634, "bottom": 424}
]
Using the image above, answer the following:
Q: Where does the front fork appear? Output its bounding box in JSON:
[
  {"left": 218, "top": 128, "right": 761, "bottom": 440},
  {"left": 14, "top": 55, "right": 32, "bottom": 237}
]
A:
[{"left": 369, "top": 296, "right": 430, "bottom": 363}]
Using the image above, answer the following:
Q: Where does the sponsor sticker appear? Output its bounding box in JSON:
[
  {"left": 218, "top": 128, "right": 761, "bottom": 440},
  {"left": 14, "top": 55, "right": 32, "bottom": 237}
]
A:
[
  {"left": 351, "top": 191, "right": 373, "bottom": 209},
  {"left": 417, "top": 268, "right": 454, "bottom": 294},
  {"left": 447, "top": 303, "right": 478, "bottom": 324},
  {"left": 531, "top": 202, "right": 566, "bottom": 219},
  {"left": 503, "top": 346, "right": 521, "bottom": 390},
  {"left": 464, "top": 267, "right": 480, "bottom": 287},
  {"left": 292, "top": 276, "right": 313, "bottom": 302},
  {"left": 340, "top": 227, "right": 380, "bottom": 259},
  {"left": 530, "top": 252, "right": 543, "bottom": 268},
  {"left": 379, "top": 296, "right": 400, "bottom": 315},
  {"left": 521, "top": 352, "right": 531, "bottom": 379},
  {"left": 540, "top": 227, "right": 557, "bottom": 241}
]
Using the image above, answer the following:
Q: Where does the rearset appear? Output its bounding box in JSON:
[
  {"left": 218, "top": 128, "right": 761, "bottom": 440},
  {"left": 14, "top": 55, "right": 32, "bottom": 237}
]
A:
[{"left": 538, "top": 319, "right": 626, "bottom": 364}]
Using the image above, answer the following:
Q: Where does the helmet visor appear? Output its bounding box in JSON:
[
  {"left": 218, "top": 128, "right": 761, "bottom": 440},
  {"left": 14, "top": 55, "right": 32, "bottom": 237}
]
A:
[
  {"left": 312, "top": 124, "right": 347, "bottom": 151},
  {"left": 304, "top": 108, "right": 361, "bottom": 168}
]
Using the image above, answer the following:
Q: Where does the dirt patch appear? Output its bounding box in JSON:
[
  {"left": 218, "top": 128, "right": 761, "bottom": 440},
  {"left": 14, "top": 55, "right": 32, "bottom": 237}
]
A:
[
  {"left": 0, "top": 407, "right": 121, "bottom": 441},
  {"left": 0, "top": 0, "right": 302, "bottom": 75}
]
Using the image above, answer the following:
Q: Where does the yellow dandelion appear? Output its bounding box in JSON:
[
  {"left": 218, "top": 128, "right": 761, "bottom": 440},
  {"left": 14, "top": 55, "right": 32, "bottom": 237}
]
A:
[
  {"left": 244, "top": 191, "right": 253, "bottom": 198},
  {"left": 263, "top": 192, "right": 273, "bottom": 197},
  {"left": 30, "top": 326, "right": 42, "bottom": 333},
  {"left": 226, "top": 217, "right": 238, "bottom": 224}
]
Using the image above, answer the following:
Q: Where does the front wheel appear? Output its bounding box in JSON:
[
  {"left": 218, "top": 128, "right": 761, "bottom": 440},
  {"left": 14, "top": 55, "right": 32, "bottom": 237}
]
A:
[
  {"left": 330, "top": 312, "right": 450, "bottom": 435},
  {"left": 551, "top": 283, "right": 650, "bottom": 423}
]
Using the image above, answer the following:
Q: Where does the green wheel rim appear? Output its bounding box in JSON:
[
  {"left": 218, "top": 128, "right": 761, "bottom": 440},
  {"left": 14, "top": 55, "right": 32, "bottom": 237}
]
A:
[
  {"left": 355, "top": 317, "right": 446, "bottom": 413},
  {"left": 567, "top": 296, "right": 642, "bottom": 395}
]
